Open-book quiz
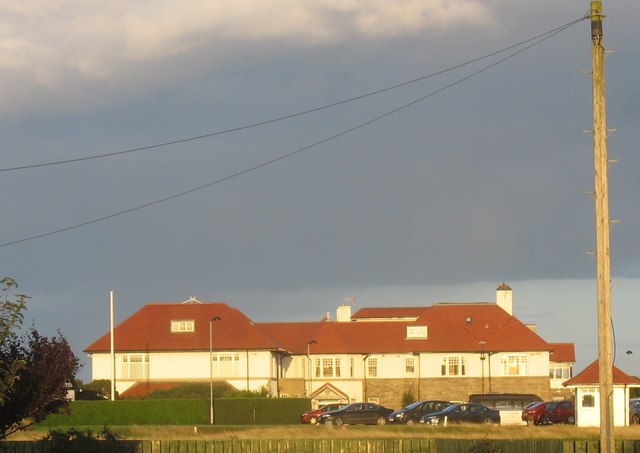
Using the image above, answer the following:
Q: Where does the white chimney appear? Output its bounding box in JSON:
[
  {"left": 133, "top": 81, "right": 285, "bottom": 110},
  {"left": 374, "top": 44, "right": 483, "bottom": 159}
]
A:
[
  {"left": 337, "top": 305, "right": 352, "bottom": 322},
  {"left": 496, "top": 283, "right": 513, "bottom": 315}
]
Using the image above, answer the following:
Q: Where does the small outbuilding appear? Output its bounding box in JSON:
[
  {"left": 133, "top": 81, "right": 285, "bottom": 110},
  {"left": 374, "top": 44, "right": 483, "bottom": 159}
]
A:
[{"left": 563, "top": 359, "right": 640, "bottom": 426}]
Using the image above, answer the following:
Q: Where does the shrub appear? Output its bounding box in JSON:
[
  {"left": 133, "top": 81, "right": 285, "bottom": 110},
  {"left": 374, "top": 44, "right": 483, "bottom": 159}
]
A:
[{"left": 401, "top": 389, "right": 416, "bottom": 408}]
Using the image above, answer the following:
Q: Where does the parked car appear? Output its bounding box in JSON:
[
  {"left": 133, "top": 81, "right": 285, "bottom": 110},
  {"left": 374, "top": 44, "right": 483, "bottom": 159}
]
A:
[
  {"left": 301, "top": 403, "right": 347, "bottom": 424},
  {"left": 630, "top": 398, "right": 640, "bottom": 424},
  {"left": 541, "top": 400, "right": 575, "bottom": 424},
  {"left": 318, "top": 402, "right": 394, "bottom": 426},
  {"left": 522, "top": 401, "right": 549, "bottom": 425},
  {"left": 388, "top": 400, "right": 451, "bottom": 425},
  {"left": 420, "top": 403, "right": 500, "bottom": 426}
]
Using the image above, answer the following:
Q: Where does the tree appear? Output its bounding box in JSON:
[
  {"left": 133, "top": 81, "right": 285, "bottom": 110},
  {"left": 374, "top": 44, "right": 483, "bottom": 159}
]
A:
[
  {"left": 0, "top": 277, "right": 29, "bottom": 407},
  {"left": 0, "top": 278, "right": 80, "bottom": 439}
]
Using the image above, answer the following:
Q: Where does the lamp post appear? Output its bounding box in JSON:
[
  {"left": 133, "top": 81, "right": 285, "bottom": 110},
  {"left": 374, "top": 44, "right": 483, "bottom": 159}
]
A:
[
  {"left": 479, "top": 341, "right": 486, "bottom": 394},
  {"left": 307, "top": 340, "right": 317, "bottom": 400},
  {"left": 627, "top": 351, "right": 633, "bottom": 376},
  {"left": 209, "top": 316, "right": 221, "bottom": 425}
]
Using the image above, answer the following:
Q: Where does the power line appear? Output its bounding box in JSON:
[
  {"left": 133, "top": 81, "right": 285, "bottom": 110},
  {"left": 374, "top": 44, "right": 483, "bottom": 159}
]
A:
[
  {"left": 0, "top": 16, "right": 586, "bottom": 174},
  {"left": 0, "top": 16, "right": 586, "bottom": 248}
]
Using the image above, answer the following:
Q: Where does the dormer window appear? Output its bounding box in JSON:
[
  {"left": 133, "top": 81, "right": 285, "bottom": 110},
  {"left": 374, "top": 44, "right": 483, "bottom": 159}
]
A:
[
  {"left": 171, "top": 320, "right": 195, "bottom": 332},
  {"left": 406, "top": 325, "right": 428, "bottom": 339}
]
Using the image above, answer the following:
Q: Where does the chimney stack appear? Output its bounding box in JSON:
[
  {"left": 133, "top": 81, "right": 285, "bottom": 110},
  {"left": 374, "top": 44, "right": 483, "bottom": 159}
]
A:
[
  {"left": 496, "top": 283, "right": 513, "bottom": 315},
  {"left": 337, "top": 304, "right": 352, "bottom": 322}
]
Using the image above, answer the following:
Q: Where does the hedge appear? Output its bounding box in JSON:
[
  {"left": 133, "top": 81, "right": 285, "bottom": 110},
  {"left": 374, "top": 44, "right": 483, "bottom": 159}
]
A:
[{"left": 41, "top": 398, "right": 311, "bottom": 426}]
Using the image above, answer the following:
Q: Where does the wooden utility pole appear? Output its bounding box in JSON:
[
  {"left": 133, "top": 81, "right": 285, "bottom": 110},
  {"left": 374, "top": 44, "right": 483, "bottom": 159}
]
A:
[{"left": 590, "top": 2, "right": 614, "bottom": 452}]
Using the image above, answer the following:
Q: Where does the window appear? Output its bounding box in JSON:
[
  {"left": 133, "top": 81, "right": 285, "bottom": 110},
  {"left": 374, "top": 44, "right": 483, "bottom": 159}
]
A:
[
  {"left": 280, "top": 394, "right": 289, "bottom": 398},
  {"left": 549, "top": 363, "right": 571, "bottom": 379},
  {"left": 406, "top": 326, "right": 428, "bottom": 339},
  {"left": 582, "top": 394, "right": 595, "bottom": 408},
  {"left": 121, "top": 354, "right": 149, "bottom": 379},
  {"left": 170, "top": 320, "right": 195, "bottom": 332},
  {"left": 500, "top": 354, "right": 528, "bottom": 376},
  {"left": 212, "top": 353, "right": 240, "bottom": 377},
  {"left": 350, "top": 357, "right": 355, "bottom": 377},
  {"left": 405, "top": 357, "right": 415, "bottom": 375},
  {"left": 314, "top": 357, "right": 341, "bottom": 378},
  {"left": 441, "top": 356, "right": 466, "bottom": 376},
  {"left": 367, "top": 358, "right": 378, "bottom": 377}
]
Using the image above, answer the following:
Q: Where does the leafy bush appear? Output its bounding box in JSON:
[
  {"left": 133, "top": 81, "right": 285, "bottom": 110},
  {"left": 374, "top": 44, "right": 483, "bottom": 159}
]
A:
[
  {"left": 45, "top": 427, "right": 136, "bottom": 453},
  {"left": 469, "top": 439, "right": 501, "bottom": 453},
  {"left": 401, "top": 389, "right": 416, "bottom": 408}
]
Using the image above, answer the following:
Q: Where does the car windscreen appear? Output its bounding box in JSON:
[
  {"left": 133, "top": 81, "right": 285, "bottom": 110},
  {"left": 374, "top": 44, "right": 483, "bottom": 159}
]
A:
[{"left": 402, "top": 401, "right": 424, "bottom": 410}]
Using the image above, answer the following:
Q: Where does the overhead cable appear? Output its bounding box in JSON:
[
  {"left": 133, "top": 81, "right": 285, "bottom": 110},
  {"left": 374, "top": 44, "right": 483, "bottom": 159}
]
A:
[
  {"left": 0, "top": 16, "right": 586, "bottom": 174},
  {"left": 0, "top": 16, "right": 586, "bottom": 248}
]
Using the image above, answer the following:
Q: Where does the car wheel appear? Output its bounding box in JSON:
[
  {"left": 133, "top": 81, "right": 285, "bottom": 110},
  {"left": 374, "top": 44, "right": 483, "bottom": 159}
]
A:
[
  {"left": 309, "top": 416, "right": 318, "bottom": 425},
  {"left": 482, "top": 417, "right": 495, "bottom": 425},
  {"left": 632, "top": 414, "right": 639, "bottom": 424},
  {"left": 334, "top": 417, "right": 344, "bottom": 426},
  {"left": 567, "top": 416, "right": 575, "bottom": 425},
  {"left": 541, "top": 416, "right": 550, "bottom": 425},
  {"left": 376, "top": 416, "right": 387, "bottom": 426},
  {"left": 405, "top": 418, "right": 416, "bottom": 426}
]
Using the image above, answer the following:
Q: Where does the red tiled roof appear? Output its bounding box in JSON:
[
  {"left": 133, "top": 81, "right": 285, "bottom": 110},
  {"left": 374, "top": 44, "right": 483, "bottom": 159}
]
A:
[
  {"left": 351, "top": 307, "right": 426, "bottom": 320},
  {"left": 257, "top": 303, "right": 552, "bottom": 354},
  {"left": 84, "top": 302, "right": 283, "bottom": 353},
  {"left": 120, "top": 382, "right": 180, "bottom": 399},
  {"left": 417, "top": 304, "right": 551, "bottom": 352},
  {"left": 549, "top": 343, "right": 576, "bottom": 363},
  {"left": 85, "top": 300, "right": 562, "bottom": 356},
  {"left": 563, "top": 359, "right": 640, "bottom": 386}
]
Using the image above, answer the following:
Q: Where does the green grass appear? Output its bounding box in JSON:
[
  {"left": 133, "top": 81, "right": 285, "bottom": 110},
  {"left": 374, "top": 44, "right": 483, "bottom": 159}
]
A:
[{"left": 9, "top": 424, "right": 640, "bottom": 441}]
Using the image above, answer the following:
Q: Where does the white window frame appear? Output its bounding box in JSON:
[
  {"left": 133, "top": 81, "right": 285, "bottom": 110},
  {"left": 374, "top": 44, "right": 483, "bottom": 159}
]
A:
[
  {"left": 405, "top": 357, "right": 416, "bottom": 375},
  {"left": 500, "top": 354, "right": 528, "bottom": 376},
  {"left": 440, "top": 356, "right": 466, "bottom": 376},
  {"left": 212, "top": 352, "right": 241, "bottom": 377},
  {"left": 121, "top": 354, "right": 149, "bottom": 379},
  {"left": 171, "top": 320, "right": 195, "bottom": 332},
  {"left": 314, "top": 357, "right": 341, "bottom": 378},
  {"left": 549, "top": 363, "right": 571, "bottom": 379},
  {"left": 367, "top": 357, "right": 378, "bottom": 377}
]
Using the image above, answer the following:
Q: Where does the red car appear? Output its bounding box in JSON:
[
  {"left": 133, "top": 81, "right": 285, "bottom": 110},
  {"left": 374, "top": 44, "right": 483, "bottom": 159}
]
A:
[
  {"left": 522, "top": 401, "right": 548, "bottom": 425},
  {"left": 542, "top": 400, "right": 575, "bottom": 424},
  {"left": 301, "top": 404, "right": 346, "bottom": 425},
  {"left": 522, "top": 401, "right": 575, "bottom": 425}
]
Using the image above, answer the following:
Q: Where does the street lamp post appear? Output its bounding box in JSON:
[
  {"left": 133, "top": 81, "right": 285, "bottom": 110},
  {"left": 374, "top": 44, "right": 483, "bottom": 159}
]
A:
[
  {"left": 307, "top": 340, "right": 317, "bottom": 400},
  {"left": 479, "top": 341, "right": 486, "bottom": 394},
  {"left": 209, "top": 316, "right": 222, "bottom": 425},
  {"left": 627, "top": 351, "right": 633, "bottom": 376}
]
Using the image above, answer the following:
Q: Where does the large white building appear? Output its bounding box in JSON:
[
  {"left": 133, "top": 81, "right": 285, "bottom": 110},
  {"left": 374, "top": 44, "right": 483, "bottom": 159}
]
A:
[{"left": 85, "top": 284, "right": 575, "bottom": 408}]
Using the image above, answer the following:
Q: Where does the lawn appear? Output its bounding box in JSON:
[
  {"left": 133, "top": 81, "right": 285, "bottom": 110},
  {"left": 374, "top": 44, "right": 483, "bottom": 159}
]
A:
[{"left": 8, "top": 424, "right": 640, "bottom": 441}]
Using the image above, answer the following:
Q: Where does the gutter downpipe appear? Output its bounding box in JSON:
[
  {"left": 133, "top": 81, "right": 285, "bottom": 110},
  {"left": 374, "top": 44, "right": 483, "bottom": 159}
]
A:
[{"left": 363, "top": 354, "right": 370, "bottom": 402}]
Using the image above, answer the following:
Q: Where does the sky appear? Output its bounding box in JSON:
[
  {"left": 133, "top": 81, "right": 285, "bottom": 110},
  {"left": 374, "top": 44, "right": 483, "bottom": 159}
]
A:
[{"left": 1, "top": 1, "right": 639, "bottom": 383}]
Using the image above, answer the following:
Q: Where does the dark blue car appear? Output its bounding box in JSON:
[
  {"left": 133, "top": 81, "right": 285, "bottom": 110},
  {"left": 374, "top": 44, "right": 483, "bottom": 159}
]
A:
[
  {"left": 388, "top": 400, "right": 451, "bottom": 425},
  {"left": 420, "top": 403, "right": 500, "bottom": 425}
]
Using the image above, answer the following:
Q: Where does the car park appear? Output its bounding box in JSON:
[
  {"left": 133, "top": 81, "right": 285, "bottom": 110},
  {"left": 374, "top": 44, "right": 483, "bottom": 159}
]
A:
[
  {"left": 419, "top": 403, "right": 500, "bottom": 426},
  {"left": 301, "top": 403, "right": 347, "bottom": 424},
  {"left": 630, "top": 398, "right": 640, "bottom": 424},
  {"left": 388, "top": 400, "right": 451, "bottom": 425},
  {"left": 318, "top": 402, "right": 394, "bottom": 426}
]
